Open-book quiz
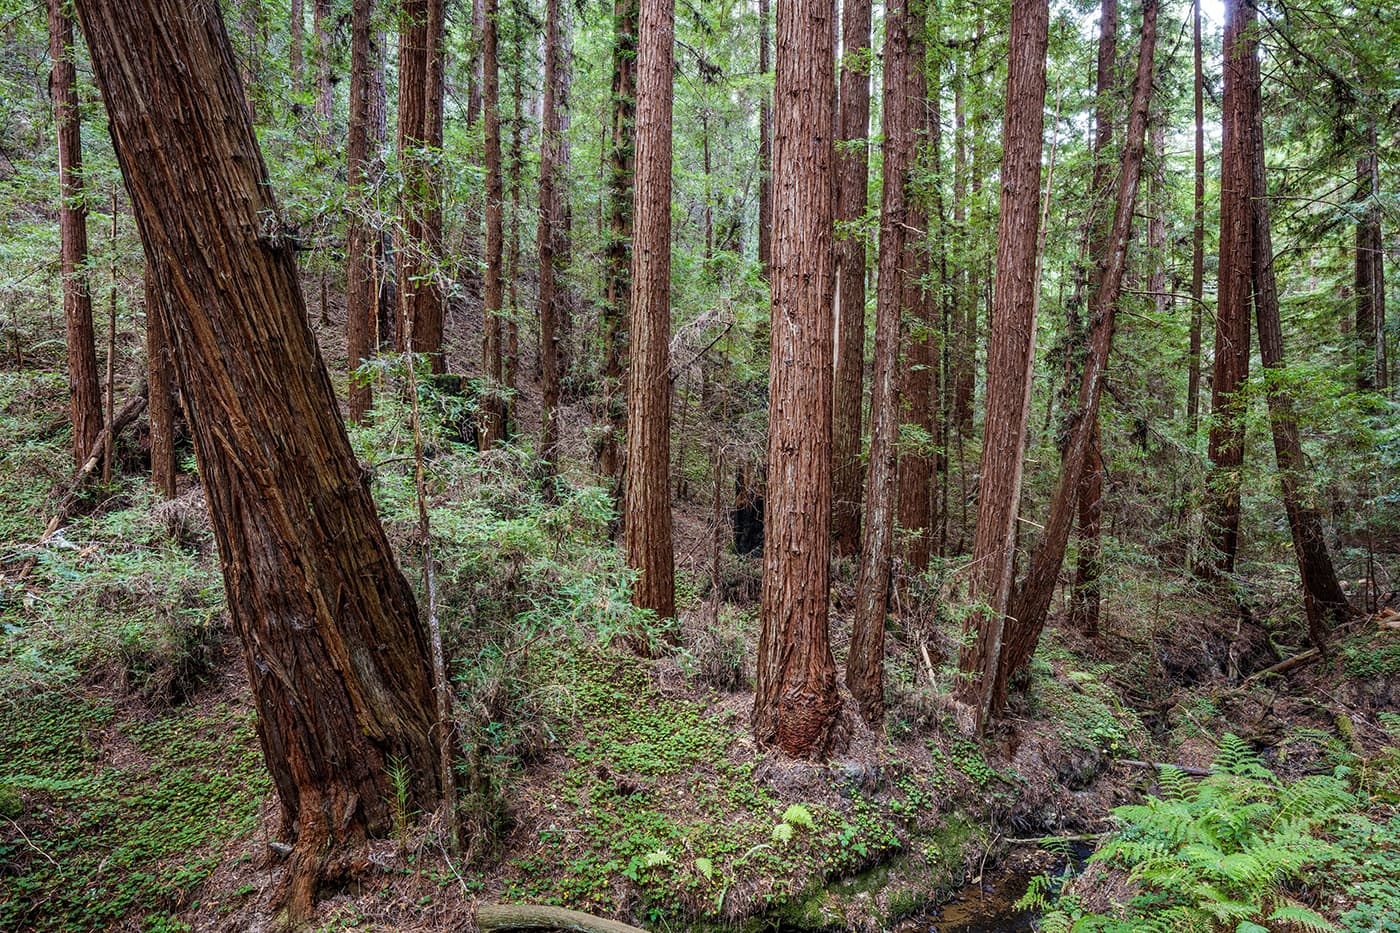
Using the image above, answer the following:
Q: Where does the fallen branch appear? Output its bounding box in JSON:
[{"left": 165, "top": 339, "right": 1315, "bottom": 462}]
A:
[
  {"left": 476, "top": 904, "right": 652, "bottom": 933},
  {"left": 1240, "top": 647, "right": 1320, "bottom": 688},
  {"left": 1006, "top": 832, "right": 1106, "bottom": 845},
  {"left": 41, "top": 381, "right": 149, "bottom": 542}
]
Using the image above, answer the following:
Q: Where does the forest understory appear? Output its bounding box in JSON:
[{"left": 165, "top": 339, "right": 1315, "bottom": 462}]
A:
[{"left": 2, "top": 283, "right": 1398, "bottom": 932}]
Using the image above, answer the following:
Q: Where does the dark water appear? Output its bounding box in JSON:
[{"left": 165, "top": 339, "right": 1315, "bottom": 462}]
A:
[{"left": 896, "top": 843, "right": 1089, "bottom": 933}]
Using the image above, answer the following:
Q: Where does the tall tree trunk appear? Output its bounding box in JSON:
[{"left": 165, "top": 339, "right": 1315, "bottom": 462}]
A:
[
  {"left": 347, "top": 0, "right": 377, "bottom": 422},
  {"left": 1063, "top": 0, "right": 1117, "bottom": 635},
  {"left": 597, "top": 0, "right": 638, "bottom": 497},
  {"left": 624, "top": 0, "right": 676, "bottom": 622},
  {"left": 538, "top": 0, "right": 567, "bottom": 471},
  {"left": 1246, "top": 52, "right": 1353, "bottom": 647},
  {"left": 1356, "top": 123, "right": 1385, "bottom": 391},
  {"left": 951, "top": 76, "right": 975, "bottom": 434},
  {"left": 755, "top": 0, "right": 772, "bottom": 277},
  {"left": 73, "top": 0, "right": 445, "bottom": 920},
  {"left": 313, "top": 0, "right": 333, "bottom": 134},
  {"left": 395, "top": 0, "right": 446, "bottom": 370},
  {"left": 953, "top": 0, "right": 1050, "bottom": 734},
  {"left": 291, "top": 0, "right": 304, "bottom": 95},
  {"left": 480, "top": 0, "right": 507, "bottom": 446},
  {"left": 753, "top": 0, "right": 839, "bottom": 755},
  {"left": 1002, "top": 0, "right": 1158, "bottom": 693},
  {"left": 50, "top": 0, "right": 103, "bottom": 469},
  {"left": 1186, "top": 0, "right": 1205, "bottom": 434},
  {"left": 848, "top": 0, "right": 921, "bottom": 726},
  {"left": 830, "top": 0, "right": 872, "bottom": 559},
  {"left": 468, "top": 0, "right": 484, "bottom": 126},
  {"left": 145, "top": 264, "right": 177, "bottom": 498},
  {"left": 505, "top": 0, "right": 526, "bottom": 419},
  {"left": 1202, "top": 0, "right": 1254, "bottom": 577}
]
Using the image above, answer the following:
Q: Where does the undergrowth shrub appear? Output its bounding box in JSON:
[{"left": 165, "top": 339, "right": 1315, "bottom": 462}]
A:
[{"left": 1021, "top": 734, "right": 1400, "bottom": 932}]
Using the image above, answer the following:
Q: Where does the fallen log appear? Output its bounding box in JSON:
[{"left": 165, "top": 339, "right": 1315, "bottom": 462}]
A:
[
  {"left": 1239, "top": 647, "right": 1321, "bottom": 688},
  {"left": 1116, "top": 758, "right": 1214, "bottom": 777},
  {"left": 475, "top": 904, "right": 652, "bottom": 933}
]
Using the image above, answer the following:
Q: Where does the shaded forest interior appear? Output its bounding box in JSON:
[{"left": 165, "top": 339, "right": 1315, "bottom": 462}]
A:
[{"left": 1, "top": 0, "right": 1399, "bottom": 929}]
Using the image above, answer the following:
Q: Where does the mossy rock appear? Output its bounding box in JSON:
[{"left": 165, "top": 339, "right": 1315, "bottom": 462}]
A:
[{"left": 0, "top": 783, "right": 22, "bottom": 819}]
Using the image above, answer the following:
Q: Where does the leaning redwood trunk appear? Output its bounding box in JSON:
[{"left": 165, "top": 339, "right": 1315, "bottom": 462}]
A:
[
  {"left": 1001, "top": 0, "right": 1158, "bottom": 697},
  {"left": 73, "top": 0, "right": 444, "bottom": 919},
  {"left": 624, "top": 0, "right": 676, "bottom": 621},
  {"left": 953, "top": 0, "right": 1050, "bottom": 733},
  {"left": 1202, "top": 0, "right": 1253, "bottom": 576},
  {"left": 346, "top": 0, "right": 377, "bottom": 423},
  {"left": 847, "top": 0, "right": 921, "bottom": 726},
  {"left": 830, "top": 0, "right": 872, "bottom": 558},
  {"left": 753, "top": 0, "right": 840, "bottom": 755},
  {"left": 49, "top": 0, "right": 102, "bottom": 468},
  {"left": 1245, "top": 51, "right": 1352, "bottom": 647}
]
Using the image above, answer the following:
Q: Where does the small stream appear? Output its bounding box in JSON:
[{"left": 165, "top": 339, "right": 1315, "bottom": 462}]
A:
[{"left": 896, "top": 843, "right": 1089, "bottom": 933}]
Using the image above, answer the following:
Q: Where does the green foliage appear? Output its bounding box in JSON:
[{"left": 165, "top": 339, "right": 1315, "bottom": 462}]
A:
[{"left": 1028, "top": 735, "right": 1400, "bottom": 932}]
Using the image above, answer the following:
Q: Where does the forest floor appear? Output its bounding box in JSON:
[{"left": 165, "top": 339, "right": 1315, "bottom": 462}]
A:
[{"left": 2, "top": 299, "right": 1399, "bottom": 932}]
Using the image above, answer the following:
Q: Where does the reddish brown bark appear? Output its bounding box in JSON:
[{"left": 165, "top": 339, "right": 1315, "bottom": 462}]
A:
[
  {"left": 830, "top": 0, "right": 872, "bottom": 558},
  {"left": 145, "top": 265, "right": 177, "bottom": 499},
  {"left": 72, "top": 0, "right": 445, "bottom": 919},
  {"left": 1187, "top": 0, "right": 1205, "bottom": 434},
  {"left": 597, "top": 0, "right": 637, "bottom": 494},
  {"left": 624, "top": 0, "right": 676, "bottom": 621},
  {"left": 951, "top": 78, "right": 975, "bottom": 434},
  {"left": 1246, "top": 54, "right": 1352, "bottom": 647},
  {"left": 954, "top": 0, "right": 1050, "bottom": 733},
  {"left": 1067, "top": 424, "right": 1103, "bottom": 635},
  {"left": 396, "top": 0, "right": 446, "bottom": 371},
  {"left": 1356, "top": 123, "right": 1386, "bottom": 391},
  {"left": 480, "top": 0, "right": 507, "bottom": 446},
  {"left": 1002, "top": 0, "right": 1158, "bottom": 698},
  {"left": 1202, "top": 0, "right": 1254, "bottom": 576},
  {"left": 313, "top": 0, "right": 333, "bottom": 132},
  {"left": 753, "top": 0, "right": 839, "bottom": 755},
  {"left": 897, "top": 162, "right": 934, "bottom": 575},
  {"left": 756, "top": 0, "right": 772, "bottom": 277},
  {"left": 49, "top": 0, "right": 103, "bottom": 469},
  {"left": 346, "top": 0, "right": 376, "bottom": 422},
  {"left": 848, "top": 0, "right": 921, "bottom": 726},
  {"left": 538, "top": 0, "right": 567, "bottom": 470}
]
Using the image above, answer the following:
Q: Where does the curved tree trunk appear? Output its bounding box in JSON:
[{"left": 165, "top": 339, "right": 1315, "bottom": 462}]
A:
[
  {"left": 954, "top": 0, "right": 1051, "bottom": 733},
  {"left": 848, "top": 0, "right": 921, "bottom": 726},
  {"left": 624, "top": 0, "right": 676, "bottom": 622},
  {"left": 49, "top": 0, "right": 103, "bottom": 469},
  {"left": 73, "top": 1, "right": 445, "bottom": 920},
  {"left": 1246, "top": 52, "right": 1353, "bottom": 647},
  {"left": 753, "top": 0, "right": 839, "bottom": 755},
  {"left": 830, "top": 0, "right": 872, "bottom": 559}
]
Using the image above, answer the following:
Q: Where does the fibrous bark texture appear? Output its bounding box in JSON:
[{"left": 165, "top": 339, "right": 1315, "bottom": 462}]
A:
[
  {"left": 1003, "top": 0, "right": 1159, "bottom": 696},
  {"left": 753, "top": 0, "right": 840, "bottom": 756},
  {"left": 49, "top": 0, "right": 102, "bottom": 469},
  {"left": 145, "top": 264, "right": 177, "bottom": 498},
  {"left": 954, "top": 0, "right": 1050, "bottom": 733},
  {"left": 538, "top": 0, "right": 568, "bottom": 470},
  {"left": 73, "top": 0, "right": 444, "bottom": 919},
  {"left": 623, "top": 0, "right": 676, "bottom": 622},
  {"left": 480, "top": 0, "right": 507, "bottom": 446},
  {"left": 830, "top": 0, "right": 872, "bottom": 558},
  {"left": 1203, "top": 0, "right": 1254, "bottom": 576},
  {"left": 346, "top": 0, "right": 377, "bottom": 422},
  {"left": 848, "top": 0, "right": 922, "bottom": 726}
]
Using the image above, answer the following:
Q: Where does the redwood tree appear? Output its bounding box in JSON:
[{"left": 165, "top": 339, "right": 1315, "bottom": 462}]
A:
[
  {"left": 49, "top": 0, "right": 102, "bottom": 468},
  {"left": 73, "top": 0, "right": 445, "bottom": 919},
  {"left": 1004, "top": 0, "right": 1160, "bottom": 690},
  {"left": 848, "top": 0, "right": 922, "bottom": 726},
  {"left": 1246, "top": 49, "right": 1352, "bottom": 646},
  {"left": 954, "top": 0, "right": 1050, "bottom": 734},
  {"left": 1202, "top": 0, "right": 1254, "bottom": 576},
  {"left": 753, "top": 0, "right": 840, "bottom": 755},
  {"left": 538, "top": 0, "right": 566, "bottom": 469},
  {"left": 624, "top": 0, "right": 676, "bottom": 621},
  {"left": 1355, "top": 123, "right": 1386, "bottom": 391},
  {"left": 346, "top": 0, "right": 377, "bottom": 422},
  {"left": 1186, "top": 0, "right": 1205, "bottom": 433},
  {"left": 480, "top": 0, "right": 507, "bottom": 446},
  {"left": 145, "top": 264, "right": 177, "bottom": 498},
  {"left": 830, "top": 0, "right": 872, "bottom": 558}
]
